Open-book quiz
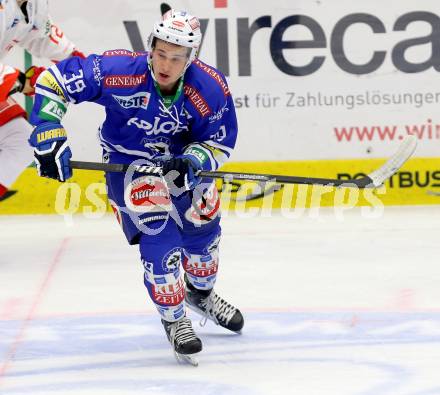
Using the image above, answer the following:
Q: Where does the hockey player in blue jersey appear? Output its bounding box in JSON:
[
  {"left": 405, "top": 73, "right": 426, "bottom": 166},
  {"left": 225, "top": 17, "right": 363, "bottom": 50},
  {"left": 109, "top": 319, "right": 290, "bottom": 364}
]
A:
[{"left": 28, "top": 9, "right": 244, "bottom": 362}]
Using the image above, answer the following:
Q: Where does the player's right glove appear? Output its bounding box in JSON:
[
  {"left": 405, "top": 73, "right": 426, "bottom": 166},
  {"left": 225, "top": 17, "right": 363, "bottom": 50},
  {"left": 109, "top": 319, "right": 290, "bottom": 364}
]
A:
[
  {"left": 28, "top": 122, "right": 72, "bottom": 182},
  {"left": 162, "top": 155, "right": 202, "bottom": 192}
]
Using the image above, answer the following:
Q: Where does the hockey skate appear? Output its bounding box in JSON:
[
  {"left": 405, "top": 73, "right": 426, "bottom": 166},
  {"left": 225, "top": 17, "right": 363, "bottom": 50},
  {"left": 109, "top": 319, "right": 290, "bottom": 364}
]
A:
[
  {"left": 162, "top": 316, "right": 202, "bottom": 366},
  {"left": 185, "top": 278, "right": 244, "bottom": 333}
]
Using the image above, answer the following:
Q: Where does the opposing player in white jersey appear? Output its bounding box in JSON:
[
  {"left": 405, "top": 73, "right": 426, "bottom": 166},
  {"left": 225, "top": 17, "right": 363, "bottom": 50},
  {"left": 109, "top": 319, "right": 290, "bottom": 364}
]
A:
[{"left": 0, "top": 0, "right": 84, "bottom": 201}]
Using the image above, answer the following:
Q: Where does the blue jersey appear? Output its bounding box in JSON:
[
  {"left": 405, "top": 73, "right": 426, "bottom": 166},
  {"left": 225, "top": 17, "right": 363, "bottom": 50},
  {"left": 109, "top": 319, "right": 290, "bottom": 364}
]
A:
[{"left": 31, "top": 49, "right": 238, "bottom": 171}]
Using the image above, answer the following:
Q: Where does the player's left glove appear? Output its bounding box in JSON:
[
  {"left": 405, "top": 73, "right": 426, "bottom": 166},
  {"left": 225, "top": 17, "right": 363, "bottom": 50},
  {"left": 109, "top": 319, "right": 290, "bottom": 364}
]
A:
[
  {"left": 8, "top": 65, "right": 46, "bottom": 97},
  {"left": 22, "top": 65, "right": 46, "bottom": 96},
  {"left": 162, "top": 155, "right": 202, "bottom": 192},
  {"left": 28, "top": 122, "right": 72, "bottom": 182}
]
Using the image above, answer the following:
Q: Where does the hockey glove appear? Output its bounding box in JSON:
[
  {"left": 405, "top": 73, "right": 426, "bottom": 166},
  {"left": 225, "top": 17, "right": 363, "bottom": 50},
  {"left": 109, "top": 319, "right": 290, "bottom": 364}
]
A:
[
  {"left": 22, "top": 66, "right": 46, "bottom": 96},
  {"left": 162, "top": 155, "right": 202, "bottom": 191},
  {"left": 28, "top": 122, "right": 72, "bottom": 182},
  {"left": 6, "top": 65, "right": 45, "bottom": 97}
]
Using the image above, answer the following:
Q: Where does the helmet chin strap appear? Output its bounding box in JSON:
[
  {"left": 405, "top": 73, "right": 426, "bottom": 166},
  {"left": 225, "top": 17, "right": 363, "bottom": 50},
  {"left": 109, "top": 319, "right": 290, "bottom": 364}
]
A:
[{"left": 147, "top": 56, "right": 159, "bottom": 83}]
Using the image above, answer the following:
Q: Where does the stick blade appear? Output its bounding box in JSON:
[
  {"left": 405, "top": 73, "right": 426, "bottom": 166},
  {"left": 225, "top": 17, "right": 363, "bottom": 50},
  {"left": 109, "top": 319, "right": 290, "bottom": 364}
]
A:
[{"left": 367, "top": 135, "right": 418, "bottom": 187}]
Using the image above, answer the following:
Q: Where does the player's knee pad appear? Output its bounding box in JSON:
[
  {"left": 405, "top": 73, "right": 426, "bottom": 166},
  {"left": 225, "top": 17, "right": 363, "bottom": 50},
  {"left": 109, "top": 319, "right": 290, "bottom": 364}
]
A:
[
  {"left": 141, "top": 247, "right": 186, "bottom": 322},
  {"left": 183, "top": 234, "right": 220, "bottom": 290}
]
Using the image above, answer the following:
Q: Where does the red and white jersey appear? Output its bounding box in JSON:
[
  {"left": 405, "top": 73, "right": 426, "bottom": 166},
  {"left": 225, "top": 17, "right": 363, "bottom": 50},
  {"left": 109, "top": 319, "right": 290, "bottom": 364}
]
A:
[{"left": 0, "top": 0, "right": 76, "bottom": 99}]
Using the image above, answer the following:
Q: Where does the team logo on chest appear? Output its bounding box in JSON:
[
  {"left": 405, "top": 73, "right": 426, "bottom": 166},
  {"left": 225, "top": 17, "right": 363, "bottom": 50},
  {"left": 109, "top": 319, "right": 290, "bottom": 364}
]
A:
[{"left": 127, "top": 116, "right": 189, "bottom": 136}]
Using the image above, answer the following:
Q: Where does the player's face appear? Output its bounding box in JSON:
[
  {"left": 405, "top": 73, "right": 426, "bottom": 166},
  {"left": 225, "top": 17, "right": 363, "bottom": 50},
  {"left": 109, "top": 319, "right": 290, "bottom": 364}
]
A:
[{"left": 151, "top": 40, "right": 189, "bottom": 93}]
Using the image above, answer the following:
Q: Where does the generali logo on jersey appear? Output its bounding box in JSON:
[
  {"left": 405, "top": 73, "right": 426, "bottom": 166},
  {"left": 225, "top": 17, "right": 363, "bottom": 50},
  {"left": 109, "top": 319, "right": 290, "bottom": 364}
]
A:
[
  {"left": 184, "top": 85, "right": 211, "bottom": 117},
  {"left": 104, "top": 74, "right": 146, "bottom": 88},
  {"left": 112, "top": 92, "right": 151, "bottom": 109},
  {"left": 103, "top": 49, "right": 145, "bottom": 57}
]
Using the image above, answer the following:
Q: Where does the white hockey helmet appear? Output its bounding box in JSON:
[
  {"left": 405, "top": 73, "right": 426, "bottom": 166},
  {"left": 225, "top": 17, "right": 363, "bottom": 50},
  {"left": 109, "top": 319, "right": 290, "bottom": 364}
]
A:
[{"left": 147, "top": 9, "right": 202, "bottom": 71}]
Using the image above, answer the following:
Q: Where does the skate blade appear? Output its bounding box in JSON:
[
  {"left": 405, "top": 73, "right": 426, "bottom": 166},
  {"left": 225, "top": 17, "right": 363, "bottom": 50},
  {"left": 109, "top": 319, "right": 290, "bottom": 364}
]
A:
[{"left": 174, "top": 351, "right": 198, "bottom": 367}]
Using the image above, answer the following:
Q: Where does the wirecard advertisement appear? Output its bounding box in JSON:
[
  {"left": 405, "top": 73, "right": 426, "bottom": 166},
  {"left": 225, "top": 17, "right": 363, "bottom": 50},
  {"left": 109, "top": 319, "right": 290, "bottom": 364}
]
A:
[
  {"left": 13, "top": 0, "right": 440, "bottom": 161},
  {"left": 1, "top": 0, "right": 440, "bottom": 214}
]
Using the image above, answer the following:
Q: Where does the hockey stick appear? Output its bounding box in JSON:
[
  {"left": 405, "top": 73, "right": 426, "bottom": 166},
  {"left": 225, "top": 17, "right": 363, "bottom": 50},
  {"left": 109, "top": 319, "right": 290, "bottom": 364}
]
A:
[{"left": 70, "top": 135, "right": 417, "bottom": 188}]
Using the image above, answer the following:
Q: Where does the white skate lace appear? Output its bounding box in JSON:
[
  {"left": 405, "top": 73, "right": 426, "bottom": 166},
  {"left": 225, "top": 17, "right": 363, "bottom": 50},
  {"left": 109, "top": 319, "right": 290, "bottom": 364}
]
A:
[
  {"left": 199, "top": 291, "right": 237, "bottom": 327},
  {"left": 169, "top": 317, "right": 198, "bottom": 347}
]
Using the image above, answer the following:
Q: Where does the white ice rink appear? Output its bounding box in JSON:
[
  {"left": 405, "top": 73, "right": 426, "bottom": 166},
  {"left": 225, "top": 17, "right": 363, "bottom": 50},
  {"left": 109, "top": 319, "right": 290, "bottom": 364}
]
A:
[{"left": 1, "top": 206, "right": 440, "bottom": 395}]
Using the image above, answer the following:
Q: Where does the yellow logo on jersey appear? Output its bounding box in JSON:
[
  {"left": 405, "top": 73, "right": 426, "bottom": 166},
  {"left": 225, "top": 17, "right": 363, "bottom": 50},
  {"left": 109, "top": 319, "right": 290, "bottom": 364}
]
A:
[
  {"left": 39, "top": 72, "right": 66, "bottom": 101},
  {"left": 37, "top": 128, "right": 67, "bottom": 143}
]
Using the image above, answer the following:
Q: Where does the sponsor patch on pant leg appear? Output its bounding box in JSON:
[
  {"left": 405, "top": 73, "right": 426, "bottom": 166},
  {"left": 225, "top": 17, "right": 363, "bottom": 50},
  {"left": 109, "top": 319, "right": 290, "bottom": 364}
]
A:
[
  {"left": 142, "top": 248, "right": 186, "bottom": 322},
  {"left": 183, "top": 252, "right": 219, "bottom": 290}
]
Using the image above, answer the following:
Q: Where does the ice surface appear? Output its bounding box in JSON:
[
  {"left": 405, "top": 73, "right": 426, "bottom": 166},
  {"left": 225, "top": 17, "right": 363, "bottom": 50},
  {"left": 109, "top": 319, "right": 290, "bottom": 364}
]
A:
[{"left": 1, "top": 206, "right": 439, "bottom": 394}]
